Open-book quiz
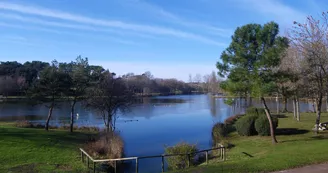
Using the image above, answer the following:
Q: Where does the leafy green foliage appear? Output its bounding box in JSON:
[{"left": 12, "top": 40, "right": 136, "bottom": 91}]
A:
[
  {"left": 30, "top": 62, "right": 72, "bottom": 102},
  {"left": 223, "top": 98, "right": 235, "bottom": 106},
  {"left": 235, "top": 115, "right": 258, "bottom": 136},
  {"left": 246, "top": 107, "right": 266, "bottom": 116},
  {"left": 165, "top": 142, "right": 198, "bottom": 170},
  {"left": 217, "top": 22, "right": 288, "bottom": 97},
  {"left": 177, "top": 114, "right": 328, "bottom": 173},
  {"left": 255, "top": 115, "right": 279, "bottom": 136},
  {"left": 212, "top": 123, "right": 235, "bottom": 144}
]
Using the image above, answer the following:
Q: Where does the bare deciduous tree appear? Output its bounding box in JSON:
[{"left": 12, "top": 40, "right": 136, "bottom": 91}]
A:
[
  {"left": 290, "top": 13, "right": 328, "bottom": 132},
  {"left": 277, "top": 46, "right": 303, "bottom": 121},
  {"left": 85, "top": 72, "right": 134, "bottom": 132}
]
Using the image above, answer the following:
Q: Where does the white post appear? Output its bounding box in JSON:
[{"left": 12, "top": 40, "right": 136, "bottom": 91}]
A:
[{"left": 276, "top": 93, "right": 279, "bottom": 114}]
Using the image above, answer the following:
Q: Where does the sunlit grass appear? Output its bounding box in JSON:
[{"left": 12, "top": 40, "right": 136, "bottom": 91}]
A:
[
  {"left": 0, "top": 123, "right": 92, "bottom": 173},
  {"left": 178, "top": 113, "right": 328, "bottom": 173}
]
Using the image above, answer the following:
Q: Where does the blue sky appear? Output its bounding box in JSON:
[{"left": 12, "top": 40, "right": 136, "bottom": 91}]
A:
[{"left": 0, "top": 0, "right": 327, "bottom": 81}]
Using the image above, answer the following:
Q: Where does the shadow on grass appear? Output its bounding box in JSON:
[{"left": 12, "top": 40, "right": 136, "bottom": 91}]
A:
[
  {"left": 272, "top": 114, "right": 288, "bottom": 118},
  {"left": 311, "top": 135, "right": 328, "bottom": 140},
  {"left": 282, "top": 135, "right": 328, "bottom": 143},
  {"left": 276, "top": 128, "right": 309, "bottom": 136},
  {"left": 241, "top": 152, "right": 254, "bottom": 158}
]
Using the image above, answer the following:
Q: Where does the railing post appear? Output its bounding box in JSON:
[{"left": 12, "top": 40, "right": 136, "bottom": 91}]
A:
[
  {"left": 161, "top": 155, "right": 164, "bottom": 172},
  {"left": 223, "top": 147, "right": 226, "bottom": 161},
  {"left": 205, "top": 150, "right": 208, "bottom": 164},
  {"left": 187, "top": 154, "right": 190, "bottom": 168},
  {"left": 93, "top": 161, "right": 96, "bottom": 173},
  {"left": 81, "top": 151, "right": 83, "bottom": 162},
  {"left": 218, "top": 147, "right": 221, "bottom": 159},
  {"left": 114, "top": 160, "right": 117, "bottom": 173},
  {"left": 136, "top": 158, "right": 138, "bottom": 173}
]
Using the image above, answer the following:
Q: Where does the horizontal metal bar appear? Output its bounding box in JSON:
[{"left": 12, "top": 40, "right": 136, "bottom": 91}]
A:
[
  {"left": 80, "top": 146, "right": 225, "bottom": 163},
  {"left": 79, "top": 148, "right": 94, "bottom": 161},
  {"left": 93, "top": 157, "right": 138, "bottom": 162}
]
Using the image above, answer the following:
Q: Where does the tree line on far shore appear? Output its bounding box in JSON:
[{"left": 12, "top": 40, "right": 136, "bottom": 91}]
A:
[{"left": 0, "top": 57, "right": 221, "bottom": 132}]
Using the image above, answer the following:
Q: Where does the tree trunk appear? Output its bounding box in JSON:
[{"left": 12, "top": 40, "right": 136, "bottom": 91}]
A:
[
  {"left": 249, "top": 96, "right": 252, "bottom": 107},
  {"left": 283, "top": 97, "right": 288, "bottom": 112},
  {"left": 261, "top": 97, "right": 278, "bottom": 144},
  {"left": 70, "top": 100, "right": 76, "bottom": 133},
  {"left": 244, "top": 92, "right": 248, "bottom": 108},
  {"left": 276, "top": 95, "right": 279, "bottom": 114},
  {"left": 45, "top": 103, "right": 54, "bottom": 131},
  {"left": 296, "top": 97, "right": 300, "bottom": 122},
  {"left": 106, "top": 111, "right": 112, "bottom": 132},
  {"left": 293, "top": 97, "right": 296, "bottom": 118},
  {"left": 315, "top": 96, "right": 323, "bottom": 134},
  {"left": 326, "top": 93, "right": 328, "bottom": 112},
  {"left": 312, "top": 100, "right": 316, "bottom": 113}
]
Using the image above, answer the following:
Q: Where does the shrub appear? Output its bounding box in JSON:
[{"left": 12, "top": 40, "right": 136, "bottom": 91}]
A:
[
  {"left": 224, "top": 114, "right": 243, "bottom": 125},
  {"left": 255, "top": 114, "right": 279, "bottom": 136},
  {"left": 246, "top": 107, "right": 266, "bottom": 117},
  {"left": 212, "top": 123, "right": 235, "bottom": 144},
  {"left": 14, "top": 120, "right": 33, "bottom": 128},
  {"left": 212, "top": 123, "right": 226, "bottom": 145},
  {"left": 85, "top": 132, "right": 124, "bottom": 166},
  {"left": 165, "top": 142, "right": 198, "bottom": 170},
  {"left": 235, "top": 115, "right": 258, "bottom": 136}
]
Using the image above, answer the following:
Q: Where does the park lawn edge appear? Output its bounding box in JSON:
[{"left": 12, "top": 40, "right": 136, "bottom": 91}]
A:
[
  {"left": 173, "top": 113, "right": 328, "bottom": 173},
  {"left": 0, "top": 122, "right": 94, "bottom": 173}
]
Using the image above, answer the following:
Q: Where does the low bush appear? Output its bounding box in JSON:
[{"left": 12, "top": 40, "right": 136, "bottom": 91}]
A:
[
  {"left": 224, "top": 114, "right": 243, "bottom": 125},
  {"left": 246, "top": 107, "right": 266, "bottom": 117},
  {"left": 14, "top": 120, "right": 33, "bottom": 128},
  {"left": 212, "top": 123, "right": 226, "bottom": 145},
  {"left": 84, "top": 132, "right": 124, "bottom": 166},
  {"left": 165, "top": 142, "right": 198, "bottom": 170},
  {"left": 235, "top": 115, "right": 258, "bottom": 136},
  {"left": 255, "top": 114, "right": 279, "bottom": 136},
  {"left": 212, "top": 123, "right": 235, "bottom": 144}
]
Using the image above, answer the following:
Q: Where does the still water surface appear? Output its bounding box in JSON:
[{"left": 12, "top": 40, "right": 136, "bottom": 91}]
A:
[{"left": 0, "top": 95, "right": 319, "bottom": 172}]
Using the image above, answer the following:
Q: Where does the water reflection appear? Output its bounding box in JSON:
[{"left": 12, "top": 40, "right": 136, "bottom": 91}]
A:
[{"left": 0, "top": 95, "right": 325, "bottom": 173}]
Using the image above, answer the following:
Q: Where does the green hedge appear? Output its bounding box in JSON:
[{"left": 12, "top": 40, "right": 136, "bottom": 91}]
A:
[
  {"left": 246, "top": 107, "right": 266, "bottom": 117},
  {"left": 235, "top": 115, "right": 258, "bottom": 136},
  {"left": 255, "top": 114, "right": 278, "bottom": 136}
]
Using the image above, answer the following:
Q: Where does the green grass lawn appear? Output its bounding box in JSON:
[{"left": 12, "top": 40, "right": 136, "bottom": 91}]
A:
[
  {"left": 2, "top": 113, "right": 328, "bottom": 173},
  {"left": 0, "top": 123, "right": 92, "bottom": 173},
  {"left": 178, "top": 113, "right": 328, "bottom": 173}
]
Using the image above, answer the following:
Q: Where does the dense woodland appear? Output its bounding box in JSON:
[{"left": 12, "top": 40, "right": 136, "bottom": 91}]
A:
[{"left": 0, "top": 59, "right": 220, "bottom": 97}]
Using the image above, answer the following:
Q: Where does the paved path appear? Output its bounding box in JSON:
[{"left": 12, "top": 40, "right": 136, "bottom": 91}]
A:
[{"left": 272, "top": 163, "right": 328, "bottom": 173}]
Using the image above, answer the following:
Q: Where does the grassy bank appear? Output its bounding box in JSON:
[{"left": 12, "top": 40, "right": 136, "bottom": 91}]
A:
[
  {"left": 0, "top": 123, "right": 92, "bottom": 173},
  {"left": 178, "top": 113, "right": 328, "bottom": 173}
]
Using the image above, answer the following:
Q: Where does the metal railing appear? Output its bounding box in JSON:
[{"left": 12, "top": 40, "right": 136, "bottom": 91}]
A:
[{"left": 80, "top": 145, "right": 226, "bottom": 173}]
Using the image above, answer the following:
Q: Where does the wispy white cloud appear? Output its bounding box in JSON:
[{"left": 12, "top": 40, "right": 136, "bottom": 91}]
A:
[
  {"left": 2, "top": 35, "right": 26, "bottom": 41},
  {"left": 0, "top": 21, "right": 140, "bottom": 46},
  {"left": 0, "top": 1, "right": 226, "bottom": 46},
  {"left": 0, "top": 22, "right": 64, "bottom": 34},
  {"left": 126, "top": 0, "right": 233, "bottom": 37},
  {"left": 235, "top": 0, "right": 306, "bottom": 25},
  {"left": 0, "top": 12, "right": 158, "bottom": 39}
]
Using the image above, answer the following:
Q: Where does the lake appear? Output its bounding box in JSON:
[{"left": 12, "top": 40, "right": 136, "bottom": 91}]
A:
[{"left": 0, "top": 94, "right": 320, "bottom": 172}]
